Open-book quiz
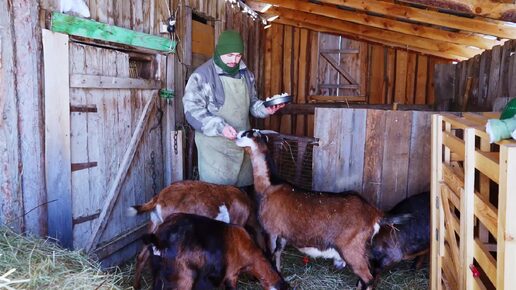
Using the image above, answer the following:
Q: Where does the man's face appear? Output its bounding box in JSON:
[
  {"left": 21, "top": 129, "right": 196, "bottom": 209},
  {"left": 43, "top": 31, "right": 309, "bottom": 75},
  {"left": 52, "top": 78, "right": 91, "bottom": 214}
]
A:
[{"left": 220, "top": 53, "right": 242, "bottom": 67}]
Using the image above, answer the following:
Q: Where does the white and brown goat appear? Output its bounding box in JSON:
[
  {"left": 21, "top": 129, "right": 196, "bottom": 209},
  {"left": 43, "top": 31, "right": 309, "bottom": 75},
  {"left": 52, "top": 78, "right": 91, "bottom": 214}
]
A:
[
  {"left": 127, "top": 180, "right": 264, "bottom": 289},
  {"left": 235, "top": 129, "right": 407, "bottom": 290}
]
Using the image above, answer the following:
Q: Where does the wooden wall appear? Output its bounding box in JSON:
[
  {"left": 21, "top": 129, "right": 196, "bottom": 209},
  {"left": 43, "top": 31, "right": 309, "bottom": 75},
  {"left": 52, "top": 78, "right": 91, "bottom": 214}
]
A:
[
  {"left": 1, "top": 0, "right": 46, "bottom": 235},
  {"left": 434, "top": 39, "right": 516, "bottom": 112},
  {"left": 313, "top": 108, "right": 432, "bottom": 210},
  {"left": 262, "top": 23, "right": 450, "bottom": 137}
]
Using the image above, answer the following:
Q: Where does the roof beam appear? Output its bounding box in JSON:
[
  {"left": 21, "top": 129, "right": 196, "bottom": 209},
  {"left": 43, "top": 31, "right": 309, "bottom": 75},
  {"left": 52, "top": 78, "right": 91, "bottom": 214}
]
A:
[
  {"left": 397, "top": 0, "right": 516, "bottom": 22},
  {"left": 274, "top": 17, "right": 466, "bottom": 60},
  {"left": 255, "top": 0, "right": 500, "bottom": 49},
  {"left": 317, "top": 0, "right": 516, "bottom": 39},
  {"left": 270, "top": 7, "right": 481, "bottom": 59}
]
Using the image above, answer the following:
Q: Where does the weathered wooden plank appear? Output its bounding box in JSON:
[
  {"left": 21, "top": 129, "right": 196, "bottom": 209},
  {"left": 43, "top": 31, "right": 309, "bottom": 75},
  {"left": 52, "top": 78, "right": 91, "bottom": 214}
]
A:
[
  {"left": 415, "top": 55, "right": 428, "bottom": 104},
  {"left": 407, "top": 112, "right": 431, "bottom": 196},
  {"left": 434, "top": 63, "right": 455, "bottom": 111},
  {"left": 43, "top": 30, "right": 73, "bottom": 248},
  {"left": 386, "top": 48, "right": 395, "bottom": 104},
  {"left": 9, "top": 0, "right": 46, "bottom": 234},
  {"left": 318, "top": 33, "right": 339, "bottom": 96},
  {"left": 69, "top": 43, "right": 91, "bottom": 249},
  {"left": 461, "top": 128, "right": 475, "bottom": 290},
  {"left": 380, "top": 110, "right": 412, "bottom": 209},
  {"left": 369, "top": 45, "right": 385, "bottom": 104},
  {"left": 70, "top": 74, "right": 161, "bottom": 89},
  {"left": 281, "top": 25, "right": 293, "bottom": 135},
  {"left": 313, "top": 108, "right": 366, "bottom": 193},
  {"left": 487, "top": 45, "right": 502, "bottom": 108},
  {"left": 51, "top": 12, "right": 176, "bottom": 53},
  {"left": 362, "top": 110, "right": 385, "bottom": 207},
  {"left": 0, "top": 0, "right": 23, "bottom": 231},
  {"left": 269, "top": 24, "right": 283, "bottom": 132},
  {"left": 192, "top": 20, "right": 214, "bottom": 57},
  {"left": 395, "top": 50, "right": 408, "bottom": 104},
  {"left": 478, "top": 49, "right": 492, "bottom": 110},
  {"left": 405, "top": 52, "right": 417, "bottom": 104}
]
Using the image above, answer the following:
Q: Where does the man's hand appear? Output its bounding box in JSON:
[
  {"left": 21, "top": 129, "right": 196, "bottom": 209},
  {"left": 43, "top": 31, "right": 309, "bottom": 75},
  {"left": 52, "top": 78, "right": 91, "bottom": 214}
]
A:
[
  {"left": 265, "top": 103, "right": 286, "bottom": 115},
  {"left": 222, "top": 124, "right": 238, "bottom": 140}
]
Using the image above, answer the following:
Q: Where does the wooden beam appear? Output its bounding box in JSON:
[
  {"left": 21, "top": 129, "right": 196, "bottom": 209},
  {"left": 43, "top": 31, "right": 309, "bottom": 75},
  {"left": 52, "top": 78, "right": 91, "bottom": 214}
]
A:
[
  {"left": 85, "top": 94, "right": 156, "bottom": 252},
  {"left": 50, "top": 12, "right": 176, "bottom": 53},
  {"left": 256, "top": 0, "right": 500, "bottom": 49},
  {"left": 70, "top": 74, "right": 161, "bottom": 89},
  {"left": 272, "top": 9, "right": 474, "bottom": 60},
  {"left": 398, "top": 0, "right": 516, "bottom": 22},
  {"left": 317, "top": 0, "right": 516, "bottom": 39},
  {"left": 273, "top": 7, "right": 480, "bottom": 58}
]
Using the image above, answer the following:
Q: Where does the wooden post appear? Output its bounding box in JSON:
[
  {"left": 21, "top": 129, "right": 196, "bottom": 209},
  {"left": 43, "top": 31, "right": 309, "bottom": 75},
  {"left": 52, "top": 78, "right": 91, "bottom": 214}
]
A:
[
  {"left": 163, "top": 54, "right": 176, "bottom": 186},
  {"left": 431, "top": 114, "right": 443, "bottom": 290},
  {"left": 43, "top": 29, "right": 73, "bottom": 248},
  {"left": 461, "top": 128, "right": 475, "bottom": 290},
  {"left": 497, "top": 144, "right": 516, "bottom": 289}
]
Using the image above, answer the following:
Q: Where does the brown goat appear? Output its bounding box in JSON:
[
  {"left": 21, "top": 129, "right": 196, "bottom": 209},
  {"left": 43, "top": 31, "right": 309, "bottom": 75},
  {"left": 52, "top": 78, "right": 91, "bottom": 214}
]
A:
[
  {"left": 127, "top": 180, "right": 264, "bottom": 289},
  {"left": 143, "top": 213, "right": 289, "bottom": 290},
  {"left": 236, "top": 129, "right": 399, "bottom": 290}
]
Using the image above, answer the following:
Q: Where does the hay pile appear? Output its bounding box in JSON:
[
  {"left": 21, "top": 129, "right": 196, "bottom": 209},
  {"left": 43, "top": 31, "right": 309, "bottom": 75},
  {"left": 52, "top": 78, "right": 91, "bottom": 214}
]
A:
[
  {"left": 0, "top": 226, "right": 128, "bottom": 290},
  {"left": 238, "top": 248, "right": 429, "bottom": 290},
  {"left": 0, "top": 225, "right": 428, "bottom": 289}
]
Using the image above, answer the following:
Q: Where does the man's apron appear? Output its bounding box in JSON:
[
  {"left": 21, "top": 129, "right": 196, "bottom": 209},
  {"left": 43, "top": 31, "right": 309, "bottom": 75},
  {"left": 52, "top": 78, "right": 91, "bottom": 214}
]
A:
[{"left": 195, "top": 75, "right": 253, "bottom": 186}]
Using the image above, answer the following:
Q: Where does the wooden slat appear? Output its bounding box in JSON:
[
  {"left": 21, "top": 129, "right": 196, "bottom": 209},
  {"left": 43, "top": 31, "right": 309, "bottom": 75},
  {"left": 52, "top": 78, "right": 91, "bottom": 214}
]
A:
[
  {"left": 442, "top": 244, "right": 459, "bottom": 290},
  {"left": 406, "top": 52, "right": 417, "bottom": 104},
  {"left": 443, "top": 131, "right": 465, "bottom": 160},
  {"left": 86, "top": 93, "right": 156, "bottom": 252},
  {"left": 415, "top": 55, "right": 428, "bottom": 104},
  {"left": 475, "top": 150, "right": 499, "bottom": 184},
  {"left": 441, "top": 184, "right": 462, "bottom": 279},
  {"left": 309, "top": 95, "right": 366, "bottom": 102},
  {"left": 70, "top": 74, "right": 161, "bottom": 89},
  {"left": 474, "top": 238, "right": 497, "bottom": 286},
  {"left": 281, "top": 25, "right": 293, "bottom": 135},
  {"left": 43, "top": 29, "right": 73, "bottom": 248},
  {"left": 51, "top": 12, "right": 176, "bottom": 53},
  {"left": 71, "top": 162, "right": 98, "bottom": 172},
  {"left": 498, "top": 144, "right": 516, "bottom": 289},
  {"left": 318, "top": 0, "right": 516, "bottom": 39},
  {"left": 192, "top": 20, "right": 214, "bottom": 57}
]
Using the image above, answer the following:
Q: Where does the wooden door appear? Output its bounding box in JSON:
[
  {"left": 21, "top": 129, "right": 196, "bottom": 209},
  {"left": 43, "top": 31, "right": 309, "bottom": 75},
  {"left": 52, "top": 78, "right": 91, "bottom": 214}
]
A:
[
  {"left": 44, "top": 30, "right": 164, "bottom": 265},
  {"left": 312, "top": 33, "right": 367, "bottom": 103}
]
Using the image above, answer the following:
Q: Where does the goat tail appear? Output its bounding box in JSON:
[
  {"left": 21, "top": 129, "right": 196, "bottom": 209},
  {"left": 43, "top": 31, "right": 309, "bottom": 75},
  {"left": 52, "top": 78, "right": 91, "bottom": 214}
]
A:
[
  {"left": 126, "top": 196, "right": 159, "bottom": 216},
  {"left": 380, "top": 213, "right": 412, "bottom": 226}
]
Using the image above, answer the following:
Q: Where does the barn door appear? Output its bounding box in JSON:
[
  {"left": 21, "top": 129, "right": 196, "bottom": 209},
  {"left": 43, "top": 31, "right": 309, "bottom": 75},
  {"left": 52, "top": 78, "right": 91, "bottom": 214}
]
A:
[
  {"left": 44, "top": 30, "right": 164, "bottom": 265},
  {"left": 312, "top": 33, "right": 367, "bottom": 103}
]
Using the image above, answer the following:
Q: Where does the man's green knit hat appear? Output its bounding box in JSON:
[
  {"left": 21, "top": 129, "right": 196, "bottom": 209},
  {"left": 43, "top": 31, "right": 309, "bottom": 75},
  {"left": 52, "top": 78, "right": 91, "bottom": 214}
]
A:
[{"left": 215, "top": 30, "right": 244, "bottom": 55}]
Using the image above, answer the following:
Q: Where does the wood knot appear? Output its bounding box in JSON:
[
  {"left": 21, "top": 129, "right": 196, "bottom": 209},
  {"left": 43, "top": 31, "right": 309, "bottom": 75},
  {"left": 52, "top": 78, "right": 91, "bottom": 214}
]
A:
[{"left": 475, "top": 7, "right": 482, "bottom": 14}]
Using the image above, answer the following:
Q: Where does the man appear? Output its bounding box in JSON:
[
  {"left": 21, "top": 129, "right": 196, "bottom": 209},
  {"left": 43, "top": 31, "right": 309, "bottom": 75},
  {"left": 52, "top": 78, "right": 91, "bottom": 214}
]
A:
[{"left": 183, "top": 30, "right": 284, "bottom": 186}]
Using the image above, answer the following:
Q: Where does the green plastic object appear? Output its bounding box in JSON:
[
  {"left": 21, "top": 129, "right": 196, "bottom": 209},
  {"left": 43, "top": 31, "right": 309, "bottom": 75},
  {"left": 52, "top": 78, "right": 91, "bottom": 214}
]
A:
[
  {"left": 500, "top": 98, "right": 516, "bottom": 120},
  {"left": 159, "top": 89, "right": 175, "bottom": 100},
  {"left": 486, "top": 115, "right": 516, "bottom": 143}
]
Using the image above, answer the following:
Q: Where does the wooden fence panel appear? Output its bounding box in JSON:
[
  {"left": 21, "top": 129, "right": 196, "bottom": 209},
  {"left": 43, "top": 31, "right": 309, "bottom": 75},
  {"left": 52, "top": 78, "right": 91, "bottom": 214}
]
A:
[{"left": 314, "top": 108, "right": 431, "bottom": 209}]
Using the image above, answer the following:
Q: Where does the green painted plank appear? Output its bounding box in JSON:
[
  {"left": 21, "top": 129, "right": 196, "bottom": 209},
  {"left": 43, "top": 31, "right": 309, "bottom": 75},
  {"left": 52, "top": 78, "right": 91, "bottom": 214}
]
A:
[{"left": 51, "top": 12, "right": 176, "bottom": 53}]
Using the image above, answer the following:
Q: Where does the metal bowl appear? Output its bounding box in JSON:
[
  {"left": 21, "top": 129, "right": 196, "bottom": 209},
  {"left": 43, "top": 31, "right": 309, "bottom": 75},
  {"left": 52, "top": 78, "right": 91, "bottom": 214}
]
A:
[{"left": 263, "top": 95, "right": 293, "bottom": 107}]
